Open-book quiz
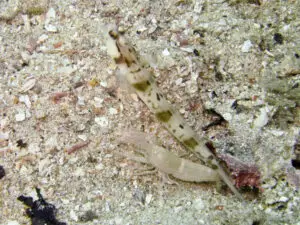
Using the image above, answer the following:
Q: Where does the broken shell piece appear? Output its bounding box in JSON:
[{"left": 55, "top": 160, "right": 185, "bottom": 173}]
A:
[
  {"left": 0, "top": 118, "right": 9, "bottom": 129},
  {"left": 7, "top": 221, "right": 20, "bottom": 225},
  {"left": 0, "top": 132, "right": 9, "bottom": 140},
  {"left": 19, "top": 78, "right": 36, "bottom": 93},
  {"left": 21, "top": 52, "right": 30, "bottom": 64},
  {"left": 95, "top": 163, "right": 104, "bottom": 170},
  {"left": 77, "top": 96, "right": 85, "bottom": 106},
  {"left": 109, "top": 107, "right": 118, "bottom": 115},
  {"left": 19, "top": 95, "right": 31, "bottom": 108},
  {"left": 44, "top": 136, "right": 58, "bottom": 151},
  {"left": 95, "top": 116, "right": 109, "bottom": 127},
  {"left": 70, "top": 210, "right": 79, "bottom": 222},
  {"left": 22, "top": 14, "right": 31, "bottom": 31},
  {"left": 78, "top": 134, "right": 87, "bottom": 141},
  {"left": 241, "top": 40, "right": 253, "bottom": 53},
  {"left": 93, "top": 97, "right": 104, "bottom": 108},
  {"left": 45, "top": 24, "right": 58, "bottom": 33},
  {"left": 180, "top": 47, "right": 194, "bottom": 53},
  {"left": 38, "top": 157, "right": 51, "bottom": 176},
  {"left": 37, "top": 34, "right": 49, "bottom": 44},
  {"left": 76, "top": 124, "right": 86, "bottom": 132},
  {"left": 35, "top": 109, "right": 47, "bottom": 120},
  {"left": 253, "top": 107, "right": 269, "bottom": 128},
  {"left": 15, "top": 111, "right": 26, "bottom": 122},
  {"left": 28, "top": 143, "right": 40, "bottom": 154},
  {"left": 100, "top": 81, "right": 108, "bottom": 87},
  {"left": 46, "top": 7, "right": 56, "bottom": 20},
  {"left": 162, "top": 48, "right": 170, "bottom": 56},
  {"left": 145, "top": 193, "right": 152, "bottom": 205},
  {"left": 26, "top": 37, "right": 38, "bottom": 54}
]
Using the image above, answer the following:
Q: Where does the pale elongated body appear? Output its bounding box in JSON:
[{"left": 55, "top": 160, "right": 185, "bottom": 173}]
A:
[
  {"left": 120, "top": 130, "right": 219, "bottom": 183},
  {"left": 107, "top": 30, "right": 242, "bottom": 199}
]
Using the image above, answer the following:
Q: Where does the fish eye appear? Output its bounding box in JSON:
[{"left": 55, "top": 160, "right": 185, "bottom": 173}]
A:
[{"left": 109, "top": 30, "right": 119, "bottom": 39}]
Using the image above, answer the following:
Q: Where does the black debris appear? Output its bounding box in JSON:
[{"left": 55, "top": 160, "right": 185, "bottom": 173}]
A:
[
  {"left": 133, "top": 188, "right": 146, "bottom": 205},
  {"left": 0, "top": 165, "right": 5, "bottom": 179},
  {"left": 231, "top": 99, "right": 247, "bottom": 114},
  {"left": 258, "top": 39, "right": 268, "bottom": 51},
  {"left": 292, "top": 140, "right": 300, "bottom": 169},
  {"left": 291, "top": 159, "right": 300, "bottom": 169},
  {"left": 156, "top": 92, "right": 161, "bottom": 101},
  {"left": 202, "top": 109, "right": 227, "bottom": 131},
  {"left": 210, "top": 91, "right": 218, "bottom": 99},
  {"left": 273, "top": 33, "right": 284, "bottom": 45},
  {"left": 248, "top": 0, "right": 261, "bottom": 5},
  {"left": 193, "top": 49, "right": 200, "bottom": 56},
  {"left": 292, "top": 82, "right": 299, "bottom": 89},
  {"left": 193, "top": 29, "right": 205, "bottom": 37},
  {"left": 215, "top": 71, "right": 223, "bottom": 81},
  {"left": 16, "top": 139, "right": 28, "bottom": 148},
  {"left": 79, "top": 210, "right": 98, "bottom": 222},
  {"left": 231, "top": 100, "right": 238, "bottom": 110},
  {"left": 252, "top": 220, "right": 260, "bottom": 225},
  {"left": 18, "top": 187, "right": 66, "bottom": 225}
]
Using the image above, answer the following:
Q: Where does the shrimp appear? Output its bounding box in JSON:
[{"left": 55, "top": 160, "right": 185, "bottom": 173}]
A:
[{"left": 119, "top": 130, "right": 219, "bottom": 183}]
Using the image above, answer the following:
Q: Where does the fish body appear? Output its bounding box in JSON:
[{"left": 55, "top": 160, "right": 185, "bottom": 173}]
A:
[{"left": 107, "top": 30, "right": 243, "bottom": 199}]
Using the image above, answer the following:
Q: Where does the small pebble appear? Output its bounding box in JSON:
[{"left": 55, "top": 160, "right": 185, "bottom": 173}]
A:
[
  {"left": 6, "top": 221, "right": 20, "bottom": 225},
  {"left": 179, "top": 108, "right": 185, "bottom": 114},
  {"left": 44, "top": 136, "right": 58, "bottom": 150},
  {"left": 278, "top": 196, "right": 289, "bottom": 202},
  {"left": 94, "top": 97, "right": 104, "bottom": 108},
  {"left": 19, "top": 95, "right": 31, "bottom": 108},
  {"left": 162, "top": 48, "right": 170, "bottom": 56},
  {"left": 77, "top": 96, "right": 85, "bottom": 106},
  {"left": 46, "top": 7, "right": 56, "bottom": 19},
  {"left": 100, "top": 81, "right": 107, "bottom": 87},
  {"left": 35, "top": 109, "right": 47, "bottom": 119},
  {"left": 74, "top": 168, "right": 85, "bottom": 177},
  {"left": 38, "top": 158, "right": 51, "bottom": 176},
  {"left": 78, "top": 134, "right": 88, "bottom": 141},
  {"left": 269, "top": 130, "right": 285, "bottom": 137},
  {"left": 22, "top": 14, "right": 30, "bottom": 31},
  {"left": 223, "top": 113, "right": 232, "bottom": 121},
  {"left": 28, "top": 143, "right": 40, "bottom": 154},
  {"left": 175, "top": 78, "right": 183, "bottom": 85},
  {"left": 95, "top": 163, "right": 104, "bottom": 170},
  {"left": 145, "top": 194, "right": 152, "bottom": 205},
  {"left": 130, "top": 93, "right": 139, "bottom": 102},
  {"left": 180, "top": 47, "right": 194, "bottom": 53},
  {"left": 70, "top": 209, "right": 79, "bottom": 221},
  {"left": 241, "top": 40, "right": 253, "bottom": 53},
  {"left": 37, "top": 34, "right": 49, "bottom": 44},
  {"left": 19, "top": 78, "right": 36, "bottom": 93},
  {"left": 95, "top": 116, "right": 109, "bottom": 127},
  {"left": 109, "top": 107, "right": 118, "bottom": 115},
  {"left": 76, "top": 123, "right": 86, "bottom": 132},
  {"left": 45, "top": 24, "right": 58, "bottom": 33},
  {"left": 0, "top": 131, "right": 9, "bottom": 140},
  {"left": 21, "top": 52, "right": 30, "bottom": 64},
  {"left": 15, "top": 111, "right": 26, "bottom": 122},
  {"left": 253, "top": 107, "right": 269, "bottom": 128},
  {"left": 193, "top": 198, "right": 205, "bottom": 210}
]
